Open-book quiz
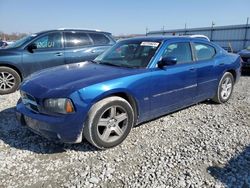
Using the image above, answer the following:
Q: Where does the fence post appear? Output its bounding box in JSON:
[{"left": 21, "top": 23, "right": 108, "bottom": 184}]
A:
[
  {"left": 211, "top": 22, "right": 215, "bottom": 41},
  {"left": 243, "top": 17, "right": 249, "bottom": 49},
  {"left": 184, "top": 23, "right": 187, "bottom": 35}
]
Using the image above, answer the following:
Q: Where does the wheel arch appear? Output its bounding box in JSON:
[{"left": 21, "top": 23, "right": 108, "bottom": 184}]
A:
[
  {"left": 226, "top": 69, "right": 236, "bottom": 82},
  {"left": 109, "top": 92, "right": 139, "bottom": 125},
  {"left": 90, "top": 90, "right": 140, "bottom": 125},
  {"left": 0, "top": 63, "right": 23, "bottom": 81}
]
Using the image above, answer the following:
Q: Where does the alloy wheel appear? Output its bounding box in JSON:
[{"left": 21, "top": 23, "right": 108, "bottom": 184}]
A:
[
  {"left": 220, "top": 77, "right": 233, "bottom": 100},
  {"left": 96, "top": 105, "right": 128, "bottom": 143},
  {"left": 0, "top": 72, "right": 15, "bottom": 91}
]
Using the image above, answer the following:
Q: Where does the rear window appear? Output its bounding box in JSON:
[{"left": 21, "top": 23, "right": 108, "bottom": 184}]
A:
[
  {"left": 64, "top": 31, "right": 92, "bottom": 48},
  {"left": 88, "top": 33, "right": 111, "bottom": 45},
  {"left": 194, "top": 43, "right": 216, "bottom": 60}
]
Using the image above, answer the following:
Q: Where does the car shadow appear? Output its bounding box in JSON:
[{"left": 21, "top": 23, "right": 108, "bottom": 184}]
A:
[
  {"left": 0, "top": 107, "right": 97, "bottom": 154},
  {"left": 207, "top": 145, "right": 250, "bottom": 188}
]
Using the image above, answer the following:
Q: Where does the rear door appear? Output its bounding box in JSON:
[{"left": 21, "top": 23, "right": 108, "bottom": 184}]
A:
[
  {"left": 22, "top": 32, "right": 64, "bottom": 75},
  {"left": 63, "top": 31, "right": 96, "bottom": 64},
  {"left": 192, "top": 42, "right": 218, "bottom": 100},
  {"left": 87, "top": 32, "right": 115, "bottom": 58}
]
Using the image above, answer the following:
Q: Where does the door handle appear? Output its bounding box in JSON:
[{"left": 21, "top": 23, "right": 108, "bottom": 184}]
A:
[
  {"left": 91, "top": 50, "right": 96, "bottom": 53},
  {"left": 219, "top": 63, "right": 225, "bottom": 66},
  {"left": 55, "top": 52, "right": 63, "bottom": 56}
]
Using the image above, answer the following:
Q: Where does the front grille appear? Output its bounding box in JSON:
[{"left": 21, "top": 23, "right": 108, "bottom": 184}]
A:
[{"left": 21, "top": 91, "right": 39, "bottom": 113}]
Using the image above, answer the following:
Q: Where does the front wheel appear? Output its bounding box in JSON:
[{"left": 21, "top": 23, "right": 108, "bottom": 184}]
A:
[
  {"left": 0, "top": 67, "right": 21, "bottom": 95},
  {"left": 212, "top": 72, "right": 234, "bottom": 103},
  {"left": 83, "top": 96, "right": 134, "bottom": 149}
]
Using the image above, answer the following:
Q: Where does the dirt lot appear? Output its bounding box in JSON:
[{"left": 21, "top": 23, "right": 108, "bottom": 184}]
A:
[{"left": 0, "top": 73, "right": 250, "bottom": 188}]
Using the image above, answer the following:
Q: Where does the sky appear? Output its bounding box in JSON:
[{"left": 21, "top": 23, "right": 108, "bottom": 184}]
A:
[{"left": 0, "top": 0, "right": 249, "bottom": 35}]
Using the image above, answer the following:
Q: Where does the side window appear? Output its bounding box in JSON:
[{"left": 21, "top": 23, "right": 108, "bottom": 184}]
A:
[
  {"left": 162, "top": 42, "right": 192, "bottom": 64},
  {"left": 194, "top": 43, "right": 216, "bottom": 61},
  {"left": 88, "top": 33, "right": 110, "bottom": 45},
  {"left": 64, "top": 32, "right": 92, "bottom": 48},
  {"left": 33, "top": 33, "right": 62, "bottom": 49}
]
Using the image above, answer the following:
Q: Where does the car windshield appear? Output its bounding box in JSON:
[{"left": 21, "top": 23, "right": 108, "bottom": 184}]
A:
[
  {"left": 95, "top": 40, "right": 160, "bottom": 68},
  {"left": 5, "top": 34, "right": 37, "bottom": 49}
]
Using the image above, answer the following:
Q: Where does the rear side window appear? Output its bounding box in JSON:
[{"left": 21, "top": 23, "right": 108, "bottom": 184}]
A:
[
  {"left": 162, "top": 42, "right": 193, "bottom": 64},
  {"left": 64, "top": 31, "right": 92, "bottom": 48},
  {"left": 194, "top": 43, "right": 216, "bottom": 61},
  {"left": 88, "top": 33, "right": 110, "bottom": 45},
  {"left": 33, "top": 32, "right": 62, "bottom": 49}
]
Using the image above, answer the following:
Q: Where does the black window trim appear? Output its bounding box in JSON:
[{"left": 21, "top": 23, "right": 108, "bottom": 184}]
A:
[{"left": 191, "top": 42, "right": 217, "bottom": 61}]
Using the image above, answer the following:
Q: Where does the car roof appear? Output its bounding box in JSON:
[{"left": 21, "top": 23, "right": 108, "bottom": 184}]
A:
[{"left": 35, "top": 28, "right": 112, "bottom": 35}]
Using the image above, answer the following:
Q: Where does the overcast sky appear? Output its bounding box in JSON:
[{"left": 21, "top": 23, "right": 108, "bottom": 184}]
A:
[{"left": 0, "top": 0, "right": 249, "bottom": 35}]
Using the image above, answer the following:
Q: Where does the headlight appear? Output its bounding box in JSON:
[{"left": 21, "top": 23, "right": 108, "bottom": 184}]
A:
[{"left": 44, "top": 98, "right": 75, "bottom": 114}]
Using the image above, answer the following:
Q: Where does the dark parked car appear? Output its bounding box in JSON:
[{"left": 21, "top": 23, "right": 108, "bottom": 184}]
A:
[
  {"left": 0, "top": 28, "right": 115, "bottom": 94},
  {"left": 16, "top": 36, "right": 241, "bottom": 149},
  {"left": 238, "top": 46, "right": 250, "bottom": 70}
]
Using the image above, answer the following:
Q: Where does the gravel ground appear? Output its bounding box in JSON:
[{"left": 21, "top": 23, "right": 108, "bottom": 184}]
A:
[{"left": 0, "top": 74, "right": 250, "bottom": 188}]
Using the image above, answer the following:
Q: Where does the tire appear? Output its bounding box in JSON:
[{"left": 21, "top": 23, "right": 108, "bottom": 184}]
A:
[
  {"left": 212, "top": 72, "right": 234, "bottom": 103},
  {"left": 84, "top": 96, "right": 134, "bottom": 149},
  {"left": 0, "top": 66, "right": 21, "bottom": 95}
]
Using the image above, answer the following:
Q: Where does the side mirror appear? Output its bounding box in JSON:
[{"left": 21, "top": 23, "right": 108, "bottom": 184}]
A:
[
  {"left": 158, "top": 56, "right": 177, "bottom": 68},
  {"left": 27, "top": 43, "right": 37, "bottom": 53}
]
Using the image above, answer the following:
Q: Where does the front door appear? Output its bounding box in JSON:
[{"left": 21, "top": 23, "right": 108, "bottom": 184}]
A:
[
  {"left": 22, "top": 32, "right": 64, "bottom": 76},
  {"left": 150, "top": 42, "right": 197, "bottom": 117}
]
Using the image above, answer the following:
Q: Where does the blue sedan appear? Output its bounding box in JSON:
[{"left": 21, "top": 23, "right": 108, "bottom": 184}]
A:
[{"left": 16, "top": 36, "right": 241, "bottom": 149}]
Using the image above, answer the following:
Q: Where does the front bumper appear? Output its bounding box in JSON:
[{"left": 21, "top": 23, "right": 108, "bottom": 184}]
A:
[{"left": 16, "top": 100, "right": 84, "bottom": 143}]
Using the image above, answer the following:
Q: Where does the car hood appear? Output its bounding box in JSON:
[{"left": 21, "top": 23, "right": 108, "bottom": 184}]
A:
[{"left": 21, "top": 61, "right": 144, "bottom": 98}]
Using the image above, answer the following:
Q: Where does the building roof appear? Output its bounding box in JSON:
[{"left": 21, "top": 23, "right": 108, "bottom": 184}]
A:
[{"left": 121, "top": 35, "right": 199, "bottom": 43}]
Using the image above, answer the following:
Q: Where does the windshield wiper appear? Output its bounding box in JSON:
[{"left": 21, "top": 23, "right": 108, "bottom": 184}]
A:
[
  {"left": 120, "top": 64, "right": 138, "bottom": 68},
  {"left": 89, "top": 60, "right": 98, "bottom": 64},
  {"left": 99, "top": 61, "right": 122, "bottom": 67},
  {"left": 99, "top": 61, "right": 139, "bottom": 69}
]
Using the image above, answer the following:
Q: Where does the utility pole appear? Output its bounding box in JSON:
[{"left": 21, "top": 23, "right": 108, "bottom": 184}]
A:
[{"left": 243, "top": 17, "right": 249, "bottom": 49}]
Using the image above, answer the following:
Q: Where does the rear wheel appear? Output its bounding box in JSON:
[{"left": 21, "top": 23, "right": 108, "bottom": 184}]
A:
[
  {"left": 0, "top": 67, "right": 21, "bottom": 95},
  {"left": 84, "top": 96, "right": 134, "bottom": 149},
  {"left": 212, "top": 72, "right": 234, "bottom": 103}
]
